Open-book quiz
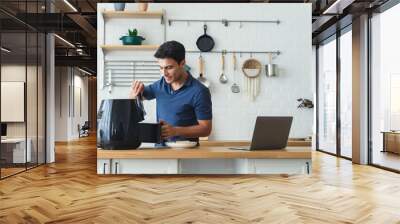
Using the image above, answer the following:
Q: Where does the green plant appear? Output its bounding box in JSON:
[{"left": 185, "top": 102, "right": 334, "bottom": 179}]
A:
[
  {"left": 128, "top": 29, "right": 138, "bottom": 36},
  {"left": 120, "top": 28, "right": 145, "bottom": 45}
]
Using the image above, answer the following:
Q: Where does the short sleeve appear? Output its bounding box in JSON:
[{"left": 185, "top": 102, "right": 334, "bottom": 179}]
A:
[
  {"left": 143, "top": 82, "right": 157, "bottom": 100},
  {"left": 193, "top": 88, "right": 212, "bottom": 120}
]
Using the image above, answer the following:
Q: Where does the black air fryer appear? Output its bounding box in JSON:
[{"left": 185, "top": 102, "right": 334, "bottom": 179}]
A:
[{"left": 97, "top": 99, "right": 162, "bottom": 149}]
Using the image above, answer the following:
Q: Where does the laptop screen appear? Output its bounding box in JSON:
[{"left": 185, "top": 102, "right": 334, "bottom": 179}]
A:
[{"left": 250, "top": 116, "right": 293, "bottom": 150}]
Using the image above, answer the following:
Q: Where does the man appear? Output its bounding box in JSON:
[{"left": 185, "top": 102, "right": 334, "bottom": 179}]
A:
[{"left": 129, "top": 40, "right": 212, "bottom": 143}]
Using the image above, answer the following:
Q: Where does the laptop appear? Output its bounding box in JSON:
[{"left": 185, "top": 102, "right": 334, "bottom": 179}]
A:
[{"left": 230, "top": 116, "right": 293, "bottom": 150}]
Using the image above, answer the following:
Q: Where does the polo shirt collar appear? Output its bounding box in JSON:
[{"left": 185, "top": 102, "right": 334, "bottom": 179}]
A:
[
  {"left": 183, "top": 72, "right": 194, "bottom": 87},
  {"left": 164, "top": 72, "right": 193, "bottom": 93}
]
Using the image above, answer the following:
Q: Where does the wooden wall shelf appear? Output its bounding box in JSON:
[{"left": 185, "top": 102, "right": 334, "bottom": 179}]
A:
[
  {"left": 100, "top": 45, "right": 159, "bottom": 51},
  {"left": 102, "top": 10, "right": 164, "bottom": 19}
]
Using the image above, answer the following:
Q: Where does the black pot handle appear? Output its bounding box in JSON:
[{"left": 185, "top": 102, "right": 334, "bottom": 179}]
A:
[{"left": 203, "top": 24, "right": 207, "bottom": 34}]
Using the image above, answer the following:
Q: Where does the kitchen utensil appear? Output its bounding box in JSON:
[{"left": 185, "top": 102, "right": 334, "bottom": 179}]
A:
[
  {"left": 196, "top": 24, "right": 215, "bottom": 52},
  {"left": 136, "top": 93, "right": 146, "bottom": 117},
  {"left": 107, "top": 69, "right": 112, "bottom": 93},
  {"left": 265, "top": 53, "right": 278, "bottom": 77},
  {"left": 266, "top": 64, "right": 278, "bottom": 77},
  {"left": 197, "top": 55, "right": 210, "bottom": 88},
  {"left": 166, "top": 141, "right": 198, "bottom": 149},
  {"left": 242, "top": 58, "right": 262, "bottom": 101},
  {"left": 242, "top": 59, "right": 262, "bottom": 78},
  {"left": 231, "top": 53, "right": 240, "bottom": 93},
  {"left": 219, "top": 52, "right": 228, "bottom": 84}
]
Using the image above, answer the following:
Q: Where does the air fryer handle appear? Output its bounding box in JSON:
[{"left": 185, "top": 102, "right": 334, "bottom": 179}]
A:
[
  {"left": 136, "top": 94, "right": 146, "bottom": 117},
  {"left": 138, "top": 123, "right": 162, "bottom": 144}
]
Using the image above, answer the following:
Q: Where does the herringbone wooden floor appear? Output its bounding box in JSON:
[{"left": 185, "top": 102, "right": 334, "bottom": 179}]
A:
[{"left": 1, "top": 136, "right": 400, "bottom": 224}]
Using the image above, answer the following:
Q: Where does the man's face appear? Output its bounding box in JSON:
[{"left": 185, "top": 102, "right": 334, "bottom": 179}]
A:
[{"left": 158, "top": 58, "right": 185, "bottom": 84}]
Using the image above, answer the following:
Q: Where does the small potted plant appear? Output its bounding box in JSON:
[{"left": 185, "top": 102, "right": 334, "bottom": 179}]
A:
[
  {"left": 135, "top": 0, "right": 149, "bottom": 12},
  {"left": 137, "top": 2, "right": 148, "bottom": 12},
  {"left": 119, "top": 29, "right": 145, "bottom": 45},
  {"left": 114, "top": 3, "right": 126, "bottom": 11}
]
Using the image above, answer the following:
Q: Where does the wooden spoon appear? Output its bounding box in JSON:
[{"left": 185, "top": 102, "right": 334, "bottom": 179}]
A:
[{"left": 231, "top": 53, "right": 240, "bottom": 93}]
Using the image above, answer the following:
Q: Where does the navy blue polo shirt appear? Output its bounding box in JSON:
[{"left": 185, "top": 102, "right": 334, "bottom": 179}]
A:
[{"left": 142, "top": 73, "right": 212, "bottom": 142}]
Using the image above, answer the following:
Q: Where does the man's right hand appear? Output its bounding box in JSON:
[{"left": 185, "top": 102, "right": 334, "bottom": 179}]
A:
[{"left": 129, "top": 81, "right": 145, "bottom": 99}]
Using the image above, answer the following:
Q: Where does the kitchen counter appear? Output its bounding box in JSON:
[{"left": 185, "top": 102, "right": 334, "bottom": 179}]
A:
[
  {"left": 97, "top": 146, "right": 311, "bottom": 159},
  {"left": 196, "top": 139, "right": 311, "bottom": 147},
  {"left": 97, "top": 141, "right": 312, "bottom": 175}
]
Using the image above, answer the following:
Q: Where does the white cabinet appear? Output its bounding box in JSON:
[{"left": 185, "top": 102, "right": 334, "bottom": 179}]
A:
[
  {"left": 179, "top": 159, "right": 237, "bottom": 174},
  {"left": 248, "top": 159, "right": 311, "bottom": 174},
  {"left": 1, "top": 138, "right": 32, "bottom": 163},
  {"left": 97, "top": 159, "right": 111, "bottom": 174},
  {"left": 178, "top": 159, "right": 311, "bottom": 174},
  {"left": 12, "top": 139, "right": 32, "bottom": 163},
  {"left": 113, "top": 159, "right": 178, "bottom": 174},
  {"left": 97, "top": 158, "right": 311, "bottom": 174}
]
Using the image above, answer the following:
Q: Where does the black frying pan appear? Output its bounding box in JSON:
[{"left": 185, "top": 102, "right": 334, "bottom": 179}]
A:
[{"left": 196, "top": 24, "right": 214, "bottom": 52}]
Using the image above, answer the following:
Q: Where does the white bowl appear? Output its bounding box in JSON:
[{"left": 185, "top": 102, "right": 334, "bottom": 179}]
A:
[{"left": 166, "top": 141, "right": 198, "bottom": 149}]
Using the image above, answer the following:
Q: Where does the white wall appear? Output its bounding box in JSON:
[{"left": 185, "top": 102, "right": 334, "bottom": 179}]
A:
[
  {"left": 55, "top": 67, "right": 89, "bottom": 141},
  {"left": 1, "top": 63, "right": 46, "bottom": 163},
  {"left": 1, "top": 65, "right": 27, "bottom": 139},
  {"left": 1, "top": 65, "right": 40, "bottom": 137},
  {"left": 97, "top": 3, "right": 313, "bottom": 140},
  {"left": 55, "top": 67, "right": 68, "bottom": 141}
]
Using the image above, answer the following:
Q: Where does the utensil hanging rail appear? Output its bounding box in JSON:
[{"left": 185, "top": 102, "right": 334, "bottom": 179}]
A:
[
  {"left": 105, "top": 60, "right": 158, "bottom": 63},
  {"left": 168, "top": 19, "right": 280, "bottom": 26},
  {"left": 186, "top": 50, "right": 280, "bottom": 55}
]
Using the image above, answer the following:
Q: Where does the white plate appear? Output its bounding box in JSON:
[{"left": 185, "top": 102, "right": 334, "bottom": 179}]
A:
[{"left": 166, "top": 141, "right": 198, "bottom": 149}]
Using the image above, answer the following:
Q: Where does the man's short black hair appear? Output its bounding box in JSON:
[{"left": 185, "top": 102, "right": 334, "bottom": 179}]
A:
[{"left": 154, "top": 40, "right": 185, "bottom": 64}]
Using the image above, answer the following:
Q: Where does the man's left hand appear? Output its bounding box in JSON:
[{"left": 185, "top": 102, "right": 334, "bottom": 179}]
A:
[{"left": 160, "top": 120, "right": 177, "bottom": 139}]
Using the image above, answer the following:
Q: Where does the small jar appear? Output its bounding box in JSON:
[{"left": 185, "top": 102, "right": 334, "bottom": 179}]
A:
[{"left": 137, "top": 3, "right": 148, "bottom": 12}]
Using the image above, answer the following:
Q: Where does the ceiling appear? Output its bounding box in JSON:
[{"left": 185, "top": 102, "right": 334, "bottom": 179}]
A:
[{"left": 0, "top": 0, "right": 390, "bottom": 75}]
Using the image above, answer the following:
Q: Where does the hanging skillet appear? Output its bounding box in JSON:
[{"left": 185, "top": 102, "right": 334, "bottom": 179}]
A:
[{"left": 196, "top": 24, "right": 215, "bottom": 52}]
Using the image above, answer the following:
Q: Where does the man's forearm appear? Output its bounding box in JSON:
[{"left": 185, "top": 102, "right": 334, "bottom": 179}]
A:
[{"left": 174, "top": 124, "right": 211, "bottom": 138}]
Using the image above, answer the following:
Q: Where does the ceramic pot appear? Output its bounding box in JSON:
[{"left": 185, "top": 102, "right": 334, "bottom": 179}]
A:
[
  {"left": 137, "top": 3, "right": 148, "bottom": 12},
  {"left": 119, "top": 36, "right": 145, "bottom": 45},
  {"left": 114, "top": 3, "right": 126, "bottom": 11}
]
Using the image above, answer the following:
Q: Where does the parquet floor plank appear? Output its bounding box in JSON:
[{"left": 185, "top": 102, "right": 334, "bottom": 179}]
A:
[{"left": 1, "top": 136, "right": 400, "bottom": 223}]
